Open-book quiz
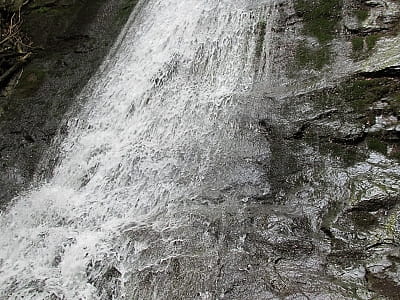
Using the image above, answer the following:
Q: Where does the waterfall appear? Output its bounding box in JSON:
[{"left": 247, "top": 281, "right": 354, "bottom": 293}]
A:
[{"left": 0, "top": 0, "right": 281, "bottom": 298}]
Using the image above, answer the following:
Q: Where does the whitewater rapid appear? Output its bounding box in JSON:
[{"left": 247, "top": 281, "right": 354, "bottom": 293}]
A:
[{"left": 0, "top": 0, "right": 281, "bottom": 298}]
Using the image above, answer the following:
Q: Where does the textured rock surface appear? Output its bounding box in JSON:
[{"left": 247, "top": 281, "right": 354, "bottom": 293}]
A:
[
  {"left": 267, "top": 0, "right": 400, "bottom": 297},
  {"left": 0, "top": 0, "right": 398, "bottom": 299},
  {"left": 95, "top": 1, "right": 400, "bottom": 298},
  {"left": 0, "top": 0, "right": 138, "bottom": 207}
]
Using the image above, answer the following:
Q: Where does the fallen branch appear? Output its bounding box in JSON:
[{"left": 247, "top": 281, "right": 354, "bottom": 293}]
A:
[
  {"left": 0, "top": 52, "right": 31, "bottom": 87},
  {"left": 0, "top": 4, "right": 34, "bottom": 90}
]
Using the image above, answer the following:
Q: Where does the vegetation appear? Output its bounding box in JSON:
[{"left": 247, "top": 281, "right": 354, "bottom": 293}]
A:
[
  {"left": 295, "top": 43, "right": 331, "bottom": 70},
  {"left": 295, "top": 0, "right": 342, "bottom": 43},
  {"left": 351, "top": 37, "right": 364, "bottom": 52},
  {"left": 355, "top": 9, "right": 369, "bottom": 22},
  {"left": 0, "top": 2, "right": 33, "bottom": 91},
  {"left": 351, "top": 34, "right": 380, "bottom": 58},
  {"left": 303, "top": 76, "right": 400, "bottom": 164},
  {"left": 367, "top": 137, "right": 387, "bottom": 154},
  {"left": 339, "top": 78, "right": 398, "bottom": 112},
  {"left": 294, "top": 0, "right": 342, "bottom": 70},
  {"left": 366, "top": 34, "right": 379, "bottom": 50},
  {"left": 385, "top": 211, "right": 399, "bottom": 237}
]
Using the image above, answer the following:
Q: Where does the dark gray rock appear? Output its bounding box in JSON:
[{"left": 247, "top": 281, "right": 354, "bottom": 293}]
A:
[{"left": 0, "top": 0, "right": 138, "bottom": 208}]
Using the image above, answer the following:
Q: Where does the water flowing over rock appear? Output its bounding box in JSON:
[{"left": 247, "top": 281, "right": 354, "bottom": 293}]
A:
[{"left": 0, "top": 0, "right": 399, "bottom": 299}]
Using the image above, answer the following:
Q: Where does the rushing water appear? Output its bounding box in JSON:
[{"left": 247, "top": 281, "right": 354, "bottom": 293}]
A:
[{"left": 0, "top": 0, "right": 285, "bottom": 299}]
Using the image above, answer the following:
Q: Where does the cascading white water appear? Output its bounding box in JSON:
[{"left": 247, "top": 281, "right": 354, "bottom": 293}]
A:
[{"left": 0, "top": 0, "right": 281, "bottom": 298}]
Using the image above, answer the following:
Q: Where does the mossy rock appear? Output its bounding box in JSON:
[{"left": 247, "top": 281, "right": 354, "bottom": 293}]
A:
[
  {"left": 303, "top": 77, "right": 400, "bottom": 116},
  {"left": 340, "top": 78, "right": 398, "bottom": 112},
  {"left": 366, "top": 35, "right": 379, "bottom": 51},
  {"left": 350, "top": 211, "right": 378, "bottom": 230},
  {"left": 295, "top": 43, "right": 331, "bottom": 70},
  {"left": 355, "top": 9, "right": 369, "bottom": 22},
  {"left": 390, "top": 148, "right": 400, "bottom": 161},
  {"left": 351, "top": 34, "right": 380, "bottom": 60},
  {"left": 34, "top": 6, "right": 51, "bottom": 13},
  {"left": 388, "top": 94, "right": 400, "bottom": 115},
  {"left": 366, "top": 137, "right": 387, "bottom": 154},
  {"left": 351, "top": 37, "right": 364, "bottom": 52},
  {"left": 384, "top": 211, "right": 399, "bottom": 237},
  {"left": 366, "top": 272, "right": 400, "bottom": 299},
  {"left": 294, "top": 0, "right": 342, "bottom": 70},
  {"left": 301, "top": 76, "right": 400, "bottom": 163},
  {"left": 295, "top": 0, "right": 342, "bottom": 44}
]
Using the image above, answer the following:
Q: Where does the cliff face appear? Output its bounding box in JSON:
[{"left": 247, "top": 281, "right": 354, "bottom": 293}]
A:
[
  {"left": 0, "top": 0, "right": 138, "bottom": 207},
  {"left": 260, "top": 0, "right": 400, "bottom": 297},
  {"left": 0, "top": 0, "right": 399, "bottom": 299}
]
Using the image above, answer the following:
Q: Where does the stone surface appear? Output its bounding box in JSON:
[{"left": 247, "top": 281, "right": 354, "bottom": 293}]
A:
[
  {"left": 0, "top": 0, "right": 399, "bottom": 298},
  {"left": 0, "top": 0, "right": 138, "bottom": 208}
]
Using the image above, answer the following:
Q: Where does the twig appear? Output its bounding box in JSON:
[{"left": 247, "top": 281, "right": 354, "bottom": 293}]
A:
[{"left": 0, "top": 52, "right": 31, "bottom": 87}]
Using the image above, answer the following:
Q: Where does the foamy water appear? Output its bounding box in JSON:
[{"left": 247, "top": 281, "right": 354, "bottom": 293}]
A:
[{"left": 0, "top": 0, "right": 280, "bottom": 298}]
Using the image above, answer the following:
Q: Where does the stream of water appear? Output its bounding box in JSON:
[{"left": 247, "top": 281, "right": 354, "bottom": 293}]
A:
[{"left": 0, "top": 0, "right": 281, "bottom": 298}]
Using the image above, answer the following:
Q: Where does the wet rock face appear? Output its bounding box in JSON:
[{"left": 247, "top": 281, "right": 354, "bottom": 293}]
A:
[
  {"left": 270, "top": 0, "right": 400, "bottom": 297},
  {"left": 344, "top": 0, "right": 400, "bottom": 33},
  {"left": 0, "top": 0, "right": 138, "bottom": 208},
  {"left": 0, "top": 0, "right": 398, "bottom": 299}
]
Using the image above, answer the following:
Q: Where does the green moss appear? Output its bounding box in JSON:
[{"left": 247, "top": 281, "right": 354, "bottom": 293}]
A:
[
  {"left": 355, "top": 9, "right": 369, "bottom": 22},
  {"left": 344, "top": 79, "right": 376, "bottom": 108},
  {"left": 367, "top": 137, "right": 387, "bottom": 154},
  {"left": 366, "top": 35, "right": 378, "bottom": 50},
  {"left": 312, "top": 77, "right": 400, "bottom": 114},
  {"left": 295, "top": 0, "right": 342, "bottom": 44},
  {"left": 366, "top": 34, "right": 379, "bottom": 51},
  {"left": 294, "top": 0, "right": 342, "bottom": 70},
  {"left": 351, "top": 37, "right": 364, "bottom": 52},
  {"left": 341, "top": 78, "right": 395, "bottom": 112},
  {"left": 351, "top": 34, "right": 380, "bottom": 60},
  {"left": 295, "top": 43, "right": 331, "bottom": 70}
]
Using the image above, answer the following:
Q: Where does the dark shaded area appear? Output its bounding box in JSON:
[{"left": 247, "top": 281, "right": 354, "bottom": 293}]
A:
[
  {"left": 0, "top": 0, "right": 138, "bottom": 208},
  {"left": 360, "top": 65, "right": 400, "bottom": 78}
]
